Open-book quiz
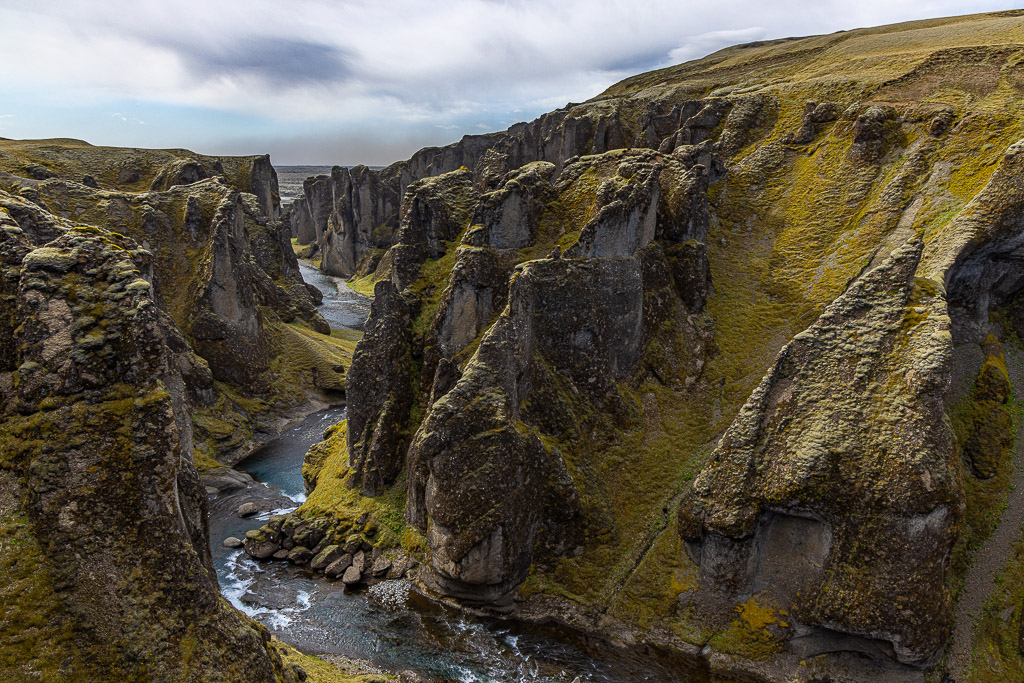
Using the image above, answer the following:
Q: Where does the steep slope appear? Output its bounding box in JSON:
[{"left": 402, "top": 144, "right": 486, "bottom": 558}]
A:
[{"left": 286, "top": 9, "right": 1024, "bottom": 682}]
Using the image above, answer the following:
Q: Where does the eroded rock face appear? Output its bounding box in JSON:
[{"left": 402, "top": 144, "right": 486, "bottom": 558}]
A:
[
  {"left": 678, "top": 240, "right": 958, "bottom": 666},
  {"left": 294, "top": 15, "right": 1024, "bottom": 681},
  {"left": 0, "top": 227, "right": 297, "bottom": 681},
  {"left": 290, "top": 173, "right": 333, "bottom": 245},
  {"left": 408, "top": 257, "right": 651, "bottom": 604},
  {"left": 345, "top": 280, "right": 413, "bottom": 495},
  {"left": 4, "top": 171, "right": 333, "bottom": 457},
  {"left": 320, "top": 165, "right": 402, "bottom": 277}
]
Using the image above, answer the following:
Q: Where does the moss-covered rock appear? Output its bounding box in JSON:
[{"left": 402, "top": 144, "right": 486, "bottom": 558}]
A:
[{"left": 0, "top": 227, "right": 298, "bottom": 681}]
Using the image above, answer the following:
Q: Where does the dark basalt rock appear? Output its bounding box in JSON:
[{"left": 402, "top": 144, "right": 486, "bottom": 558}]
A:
[
  {"left": 0, "top": 226, "right": 298, "bottom": 681},
  {"left": 345, "top": 280, "right": 414, "bottom": 495}
]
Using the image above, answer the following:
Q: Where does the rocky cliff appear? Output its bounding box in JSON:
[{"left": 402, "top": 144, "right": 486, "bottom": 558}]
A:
[
  {"left": 291, "top": 9, "right": 1024, "bottom": 682},
  {"left": 0, "top": 224, "right": 305, "bottom": 681}
]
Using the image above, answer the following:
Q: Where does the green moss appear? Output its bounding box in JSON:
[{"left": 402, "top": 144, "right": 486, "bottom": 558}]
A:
[
  {"left": 708, "top": 598, "right": 788, "bottom": 661},
  {"left": 0, "top": 498, "right": 77, "bottom": 680},
  {"left": 967, "top": 528, "right": 1024, "bottom": 682},
  {"left": 275, "top": 639, "right": 393, "bottom": 682},
  {"left": 949, "top": 345, "right": 1018, "bottom": 593},
  {"left": 606, "top": 510, "right": 700, "bottom": 637},
  {"left": 347, "top": 274, "right": 376, "bottom": 298},
  {"left": 298, "top": 420, "right": 414, "bottom": 553}
]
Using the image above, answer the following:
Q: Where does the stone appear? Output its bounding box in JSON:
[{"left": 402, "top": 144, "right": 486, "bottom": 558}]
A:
[
  {"left": 678, "top": 240, "right": 957, "bottom": 666},
  {"left": 342, "top": 566, "right": 362, "bottom": 585},
  {"left": 273, "top": 549, "right": 290, "bottom": 560},
  {"left": 286, "top": 546, "right": 314, "bottom": 564},
  {"left": 371, "top": 555, "right": 391, "bottom": 577},
  {"left": 325, "top": 554, "right": 353, "bottom": 578},
  {"left": 237, "top": 502, "right": 260, "bottom": 518},
  {"left": 222, "top": 536, "right": 243, "bottom": 548},
  {"left": 310, "top": 544, "right": 344, "bottom": 571},
  {"left": 244, "top": 539, "right": 279, "bottom": 561},
  {"left": 387, "top": 556, "right": 409, "bottom": 580},
  {"left": 351, "top": 551, "right": 367, "bottom": 575}
]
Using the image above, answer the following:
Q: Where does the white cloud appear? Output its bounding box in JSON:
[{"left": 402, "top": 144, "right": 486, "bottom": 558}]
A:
[{"left": 0, "top": 0, "right": 1011, "bottom": 162}]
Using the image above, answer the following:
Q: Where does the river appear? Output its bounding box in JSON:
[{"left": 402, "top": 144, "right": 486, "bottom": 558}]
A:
[{"left": 207, "top": 263, "right": 697, "bottom": 682}]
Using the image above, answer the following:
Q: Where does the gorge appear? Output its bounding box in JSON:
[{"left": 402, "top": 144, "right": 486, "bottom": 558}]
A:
[{"left": 5, "top": 8, "right": 1024, "bottom": 683}]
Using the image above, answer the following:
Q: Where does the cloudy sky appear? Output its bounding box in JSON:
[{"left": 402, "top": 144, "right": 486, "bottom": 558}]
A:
[{"left": 0, "top": 1, "right": 1014, "bottom": 165}]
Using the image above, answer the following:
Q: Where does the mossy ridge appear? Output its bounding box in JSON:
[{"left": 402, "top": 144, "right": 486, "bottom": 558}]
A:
[
  {"left": 298, "top": 421, "right": 417, "bottom": 555},
  {"left": 0, "top": 137, "right": 273, "bottom": 196},
  {"left": 601, "top": 12, "right": 1024, "bottom": 98}
]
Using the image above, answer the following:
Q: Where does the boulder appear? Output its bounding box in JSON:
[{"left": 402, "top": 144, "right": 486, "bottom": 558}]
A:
[
  {"left": 310, "top": 544, "right": 345, "bottom": 571},
  {"left": 237, "top": 501, "right": 260, "bottom": 518},
  {"left": 371, "top": 555, "right": 392, "bottom": 577},
  {"left": 286, "top": 546, "right": 314, "bottom": 564},
  {"left": 325, "top": 554, "right": 353, "bottom": 578},
  {"left": 342, "top": 566, "right": 362, "bottom": 585}
]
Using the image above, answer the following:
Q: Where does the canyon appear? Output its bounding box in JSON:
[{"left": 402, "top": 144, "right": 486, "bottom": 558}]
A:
[{"left": 5, "top": 8, "right": 1024, "bottom": 683}]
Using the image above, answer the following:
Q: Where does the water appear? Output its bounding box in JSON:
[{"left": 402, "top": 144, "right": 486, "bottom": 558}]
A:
[
  {"left": 237, "top": 407, "right": 346, "bottom": 502},
  {"left": 208, "top": 408, "right": 702, "bottom": 682},
  {"left": 299, "top": 261, "right": 371, "bottom": 331}
]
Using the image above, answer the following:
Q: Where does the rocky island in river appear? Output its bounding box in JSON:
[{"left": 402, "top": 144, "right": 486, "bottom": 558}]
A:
[{"left": 5, "top": 8, "right": 1024, "bottom": 683}]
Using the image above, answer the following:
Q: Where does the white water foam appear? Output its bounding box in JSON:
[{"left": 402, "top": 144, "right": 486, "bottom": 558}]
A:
[
  {"left": 255, "top": 505, "right": 299, "bottom": 522},
  {"left": 221, "top": 550, "right": 312, "bottom": 631}
]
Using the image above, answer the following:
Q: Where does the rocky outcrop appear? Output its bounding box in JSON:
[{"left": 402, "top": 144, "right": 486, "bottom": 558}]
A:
[
  {"left": 0, "top": 226, "right": 300, "bottom": 681},
  {"left": 0, "top": 146, "right": 341, "bottom": 467},
  {"left": 344, "top": 280, "right": 413, "bottom": 495},
  {"left": 320, "top": 165, "right": 402, "bottom": 276},
  {"left": 0, "top": 139, "right": 281, "bottom": 218},
  {"left": 288, "top": 11, "right": 1024, "bottom": 682},
  {"left": 678, "top": 240, "right": 957, "bottom": 666}
]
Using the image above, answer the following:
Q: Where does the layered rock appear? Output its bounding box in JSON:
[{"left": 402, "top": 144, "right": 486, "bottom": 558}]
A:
[{"left": 0, "top": 226, "right": 299, "bottom": 681}]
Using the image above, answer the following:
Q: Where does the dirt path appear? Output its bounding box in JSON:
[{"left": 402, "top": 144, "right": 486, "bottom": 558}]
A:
[{"left": 946, "top": 344, "right": 1024, "bottom": 681}]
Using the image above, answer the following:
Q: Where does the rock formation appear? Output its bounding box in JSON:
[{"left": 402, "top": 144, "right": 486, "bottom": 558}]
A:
[
  {"left": 0, "top": 140, "right": 347, "bottom": 464},
  {"left": 0, "top": 225, "right": 302, "bottom": 681}
]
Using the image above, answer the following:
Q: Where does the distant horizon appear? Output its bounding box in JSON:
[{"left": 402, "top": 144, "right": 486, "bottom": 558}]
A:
[{"left": 0, "top": 2, "right": 1016, "bottom": 164}]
